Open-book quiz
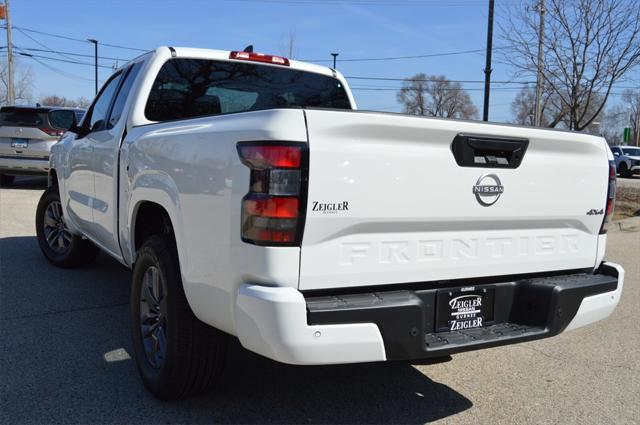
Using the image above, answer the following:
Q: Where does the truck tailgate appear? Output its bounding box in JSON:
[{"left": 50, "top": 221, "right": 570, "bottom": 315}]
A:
[{"left": 299, "top": 109, "right": 609, "bottom": 291}]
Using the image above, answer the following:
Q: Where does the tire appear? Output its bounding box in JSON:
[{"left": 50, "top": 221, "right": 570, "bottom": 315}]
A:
[
  {"left": 618, "top": 163, "right": 631, "bottom": 178},
  {"left": 131, "top": 234, "right": 227, "bottom": 400},
  {"left": 0, "top": 174, "right": 15, "bottom": 186},
  {"left": 35, "top": 187, "right": 100, "bottom": 268}
]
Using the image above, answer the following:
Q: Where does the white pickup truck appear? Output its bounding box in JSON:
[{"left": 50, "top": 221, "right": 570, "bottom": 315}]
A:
[{"left": 37, "top": 47, "right": 624, "bottom": 399}]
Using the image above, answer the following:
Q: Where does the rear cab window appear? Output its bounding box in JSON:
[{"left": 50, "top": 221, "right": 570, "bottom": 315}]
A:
[{"left": 145, "top": 58, "right": 352, "bottom": 122}]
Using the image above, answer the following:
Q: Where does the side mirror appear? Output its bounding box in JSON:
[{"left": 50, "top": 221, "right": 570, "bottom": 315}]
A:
[
  {"left": 48, "top": 109, "right": 78, "bottom": 133},
  {"left": 613, "top": 152, "right": 620, "bottom": 157}
]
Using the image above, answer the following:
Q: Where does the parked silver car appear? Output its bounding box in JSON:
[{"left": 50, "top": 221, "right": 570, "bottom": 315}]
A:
[{"left": 0, "top": 106, "right": 86, "bottom": 186}]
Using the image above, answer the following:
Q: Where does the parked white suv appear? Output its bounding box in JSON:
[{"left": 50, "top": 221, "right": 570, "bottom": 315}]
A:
[
  {"left": 36, "top": 47, "right": 624, "bottom": 399},
  {"left": 611, "top": 145, "right": 640, "bottom": 177}
]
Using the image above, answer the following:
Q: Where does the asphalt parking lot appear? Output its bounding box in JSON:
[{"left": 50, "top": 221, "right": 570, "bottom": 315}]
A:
[{"left": 1, "top": 176, "right": 639, "bottom": 424}]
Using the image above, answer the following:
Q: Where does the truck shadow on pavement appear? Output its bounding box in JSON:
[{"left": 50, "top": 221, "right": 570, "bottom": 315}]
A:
[{"left": 0, "top": 235, "right": 472, "bottom": 424}]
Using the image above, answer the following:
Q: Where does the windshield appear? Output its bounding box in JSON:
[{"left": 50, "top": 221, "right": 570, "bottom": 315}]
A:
[
  {"left": 622, "top": 147, "right": 640, "bottom": 156},
  {"left": 145, "top": 58, "right": 352, "bottom": 122}
]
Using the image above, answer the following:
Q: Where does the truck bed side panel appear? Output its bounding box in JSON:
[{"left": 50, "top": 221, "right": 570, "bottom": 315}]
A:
[{"left": 121, "top": 109, "right": 307, "bottom": 333}]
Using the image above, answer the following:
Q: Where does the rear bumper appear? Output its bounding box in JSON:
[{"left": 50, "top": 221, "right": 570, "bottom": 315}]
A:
[
  {"left": 0, "top": 156, "right": 49, "bottom": 175},
  {"left": 234, "top": 262, "right": 623, "bottom": 365}
]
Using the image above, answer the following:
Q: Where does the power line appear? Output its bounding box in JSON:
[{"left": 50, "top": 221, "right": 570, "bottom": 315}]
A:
[
  {"left": 350, "top": 86, "right": 629, "bottom": 96},
  {"left": 346, "top": 76, "right": 534, "bottom": 84},
  {"left": 100, "top": 41, "right": 149, "bottom": 52},
  {"left": 1, "top": 46, "right": 130, "bottom": 62},
  {"left": 300, "top": 48, "right": 492, "bottom": 63},
  {"left": 350, "top": 86, "right": 520, "bottom": 92},
  {"left": 7, "top": 25, "right": 494, "bottom": 66},
  {"left": 11, "top": 46, "right": 115, "bottom": 69},
  {"left": 15, "top": 27, "right": 80, "bottom": 64},
  {"left": 9, "top": 25, "right": 148, "bottom": 52},
  {"left": 13, "top": 46, "right": 94, "bottom": 83}
]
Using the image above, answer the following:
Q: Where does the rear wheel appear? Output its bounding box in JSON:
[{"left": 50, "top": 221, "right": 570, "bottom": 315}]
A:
[
  {"left": 131, "top": 234, "right": 227, "bottom": 400},
  {"left": 0, "top": 174, "right": 15, "bottom": 186},
  {"left": 35, "top": 187, "right": 99, "bottom": 268}
]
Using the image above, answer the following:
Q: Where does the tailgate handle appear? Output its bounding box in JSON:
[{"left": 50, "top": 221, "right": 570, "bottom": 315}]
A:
[{"left": 451, "top": 133, "right": 529, "bottom": 169}]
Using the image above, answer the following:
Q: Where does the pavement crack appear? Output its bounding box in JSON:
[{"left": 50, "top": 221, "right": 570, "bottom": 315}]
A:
[{"left": 0, "top": 302, "right": 128, "bottom": 321}]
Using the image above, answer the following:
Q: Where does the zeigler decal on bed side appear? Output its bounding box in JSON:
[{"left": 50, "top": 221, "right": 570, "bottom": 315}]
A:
[{"left": 312, "top": 201, "right": 349, "bottom": 214}]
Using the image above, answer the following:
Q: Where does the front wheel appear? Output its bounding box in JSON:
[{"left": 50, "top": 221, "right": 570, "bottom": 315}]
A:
[
  {"left": 131, "top": 234, "right": 227, "bottom": 400},
  {"left": 35, "top": 187, "right": 100, "bottom": 268},
  {"left": 618, "top": 163, "right": 632, "bottom": 178}
]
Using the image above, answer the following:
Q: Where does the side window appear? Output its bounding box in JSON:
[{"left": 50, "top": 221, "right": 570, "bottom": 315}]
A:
[
  {"left": 86, "top": 72, "right": 123, "bottom": 133},
  {"left": 107, "top": 62, "right": 143, "bottom": 129}
]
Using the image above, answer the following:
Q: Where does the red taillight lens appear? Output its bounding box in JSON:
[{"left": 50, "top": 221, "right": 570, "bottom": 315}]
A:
[
  {"left": 238, "top": 145, "right": 301, "bottom": 169},
  {"left": 600, "top": 160, "right": 616, "bottom": 234},
  {"left": 238, "top": 143, "right": 306, "bottom": 245},
  {"left": 39, "top": 127, "right": 64, "bottom": 137},
  {"left": 244, "top": 196, "right": 299, "bottom": 219},
  {"left": 229, "top": 51, "right": 290, "bottom": 67}
]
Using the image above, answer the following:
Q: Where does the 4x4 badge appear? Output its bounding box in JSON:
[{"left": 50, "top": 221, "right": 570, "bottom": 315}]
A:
[{"left": 473, "top": 174, "right": 504, "bottom": 206}]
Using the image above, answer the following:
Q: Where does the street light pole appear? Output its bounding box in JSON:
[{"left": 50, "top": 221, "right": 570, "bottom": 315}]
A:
[
  {"left": 87, "top": 39, "right": 98, "bottom": 95},
  {"left": 331, "top": 53, "right": 338, "bottom": 69},
  {"left": 482, "top": 0, "right": 495, "bottom": 122}
]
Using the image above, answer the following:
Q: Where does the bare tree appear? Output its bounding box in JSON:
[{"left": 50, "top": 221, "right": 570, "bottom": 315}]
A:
[
  {"left": 0, "top": 57, "right": 34, "bottom": 105},
  {"left": 511, "top": 86, "right": 560, "bottom": 126},
  {"left": 279, "top": 29, "right": 297, "bottom": 59},
  {"left": 38, "top": 94, "right": 92, "bottom": 109},
  {"left": 511, "top": 84, "right": 604, "bottom": 133},
  {"left": 500, "top": 0, "right": 640, "bottom": 131},
  {"left": 39, "top": 95, "right": 92, "bottom": 108},
  {"left": 601, "top": 89, "right": 640, "bottom": 144},
  {"left": 74, "top": 96, "right": 91, "bottom": 108},
  {"left": 397, "top": 74, "right": 479, "bottom": 119}
]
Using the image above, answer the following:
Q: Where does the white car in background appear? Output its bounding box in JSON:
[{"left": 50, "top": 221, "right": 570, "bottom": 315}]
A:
[{"left": 611, "top": 145, "right": 640, "bottom": 178}]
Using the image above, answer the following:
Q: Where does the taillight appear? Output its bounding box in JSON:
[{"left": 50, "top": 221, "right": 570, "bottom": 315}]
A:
[
  {"left": 600, "top": 160, "right": 616, "bottom": 234},
  {"left": 229, "top": 51, "right": 290, "bottom": 66},
  {"left": 39, "top": 127, "right": 64, "bottom": 137},
  {"left": 238, "top": 142, "right": 307, "bottom": 245}
]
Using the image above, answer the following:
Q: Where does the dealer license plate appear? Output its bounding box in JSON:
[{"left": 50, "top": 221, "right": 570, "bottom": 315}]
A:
[{"left": 436, "top": 286, "right": 494, "bottom": 332}]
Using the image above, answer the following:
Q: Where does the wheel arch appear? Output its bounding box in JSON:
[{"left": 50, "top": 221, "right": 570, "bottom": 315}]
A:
[
  {"left": 48, "top": 169, "right": 59, "bottom": 188},
  {"left": 131, "top": 201, "right": 175, "bottom": 252}
]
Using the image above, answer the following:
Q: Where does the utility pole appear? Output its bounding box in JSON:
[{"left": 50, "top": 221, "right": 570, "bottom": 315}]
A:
[
  {"left": 482, "top": 0, "right": 494, "bottom": 122},
  {"left": 331, "top": 53, "right": 338, "bottom": 69},
  {"left": 4, "top": 0, "right": 15, "bottom": 105},
  {"left": 534, "top": 0, "right": 546, "bottom": 127},
  {"left": 87, "top": 39, "right": 98, "bottom": 95}
]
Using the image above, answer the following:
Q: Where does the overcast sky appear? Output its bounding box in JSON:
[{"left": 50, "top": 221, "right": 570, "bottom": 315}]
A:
[{"left": 7, "top": 0, "right": 640, "bottom": 122}]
